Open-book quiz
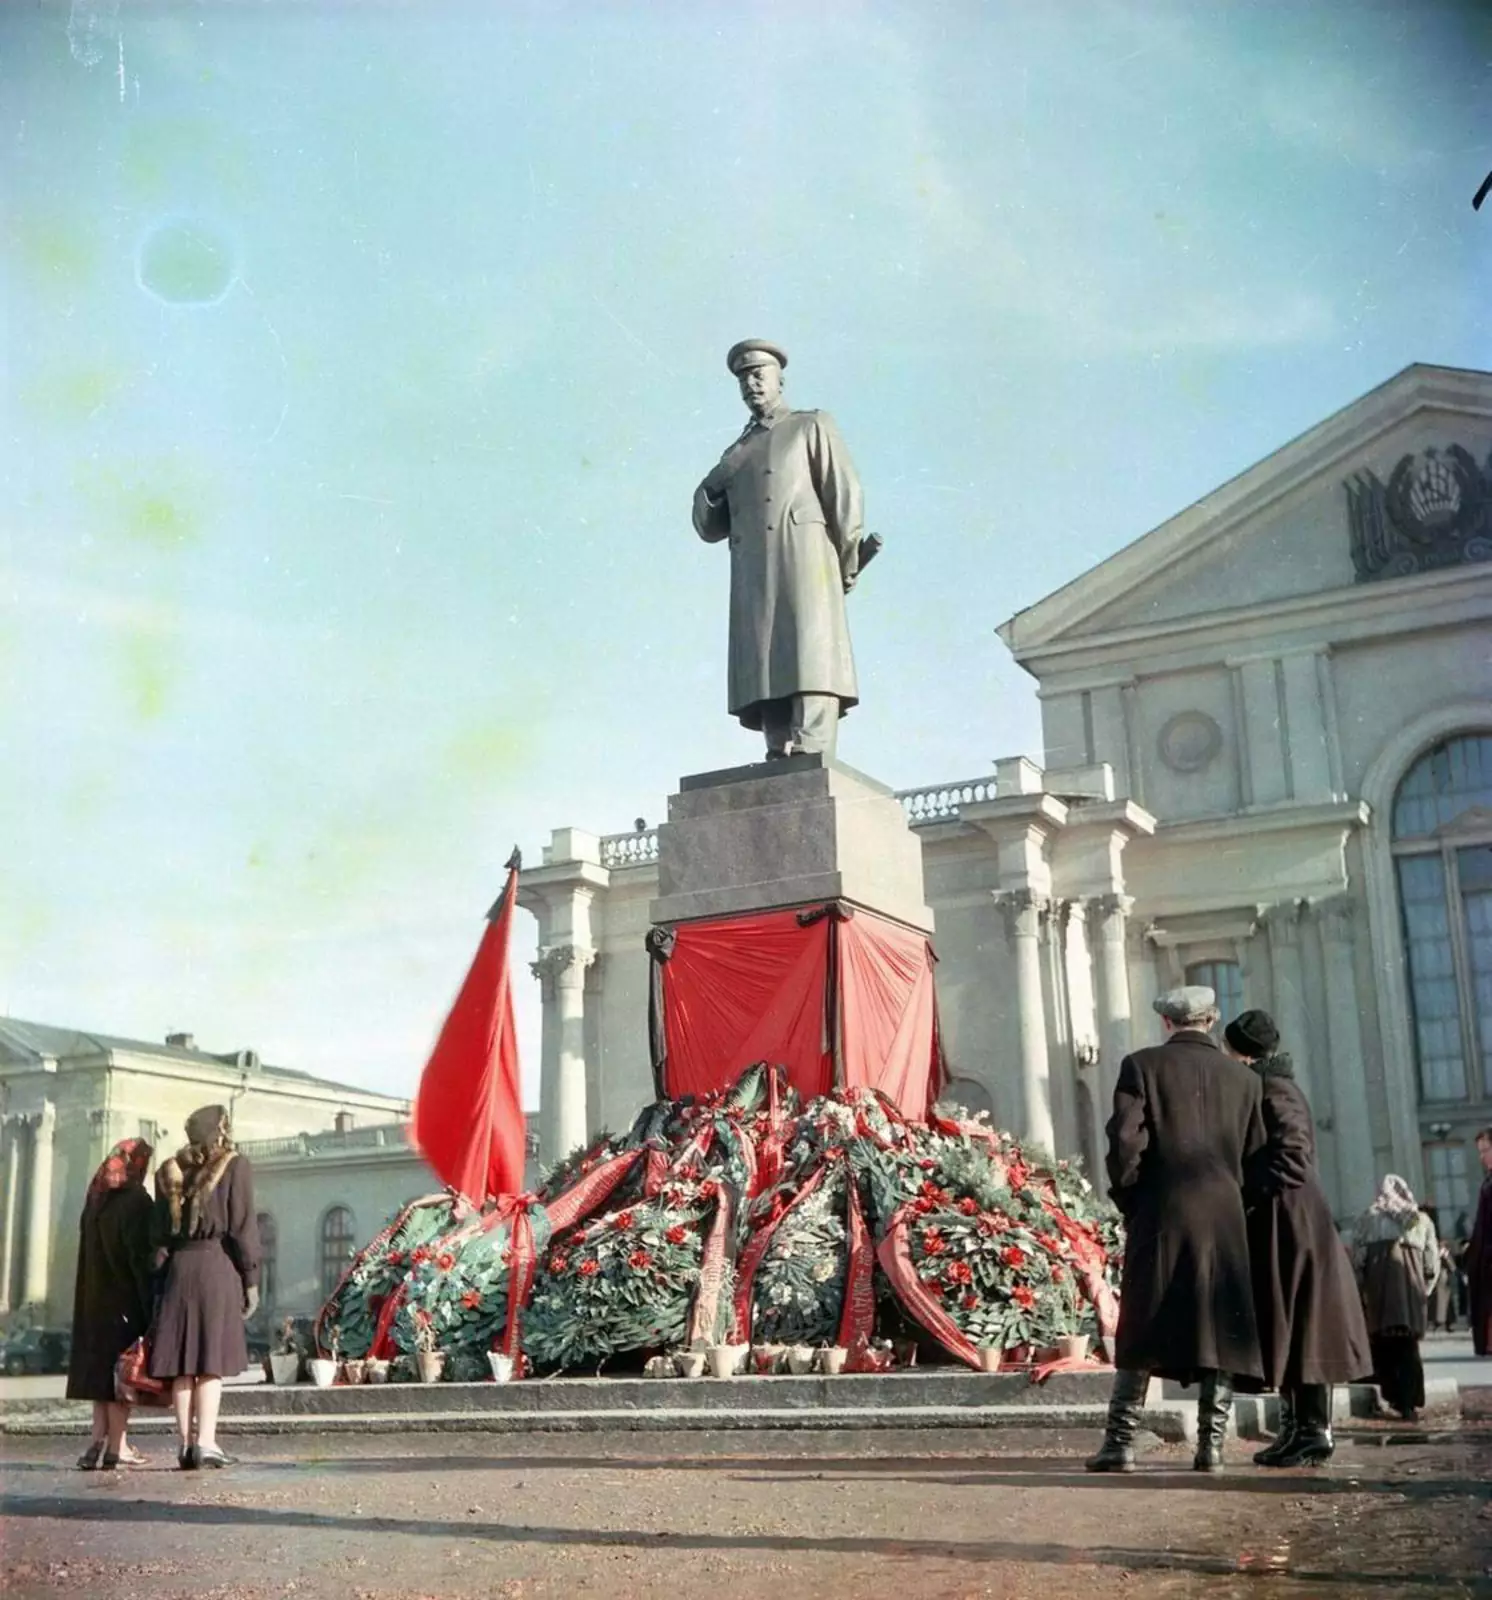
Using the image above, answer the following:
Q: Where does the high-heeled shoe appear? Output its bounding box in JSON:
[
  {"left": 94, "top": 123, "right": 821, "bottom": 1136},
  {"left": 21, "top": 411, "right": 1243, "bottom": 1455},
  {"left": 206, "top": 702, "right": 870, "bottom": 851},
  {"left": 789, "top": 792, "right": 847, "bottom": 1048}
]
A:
[
  {"left": 99, "top": 1452, "right": 122, "bottom": 1471},
  {"left": 177, "top": 1445, "right": 198, "bottom": 1471},
  {"left": 76, "top": 1441, "right": 104, "bottom": 1471},
  {"left": 195, "top": 1444, "right": 236, "bottom": 1468}
]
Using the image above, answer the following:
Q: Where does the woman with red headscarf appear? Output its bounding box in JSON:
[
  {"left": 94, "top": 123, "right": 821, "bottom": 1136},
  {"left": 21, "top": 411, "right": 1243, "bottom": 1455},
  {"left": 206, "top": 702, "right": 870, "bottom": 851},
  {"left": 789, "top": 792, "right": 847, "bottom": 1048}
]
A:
[{"left": 66, "top": 1138, "right": 156, "bottom": 1469}]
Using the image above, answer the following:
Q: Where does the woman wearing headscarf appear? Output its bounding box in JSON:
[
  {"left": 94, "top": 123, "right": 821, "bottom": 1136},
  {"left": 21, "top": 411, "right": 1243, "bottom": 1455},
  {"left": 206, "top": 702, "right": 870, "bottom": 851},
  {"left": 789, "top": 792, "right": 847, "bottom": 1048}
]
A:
[
  {"left": 66, "top": 1138, "right": 156, "bottom": 1470},
  {"left": 1351, "top": 1172, "right": 1440, "bottom": 1422},
  {"left": 150, "top": 1105, "right": 260, "bottom": 1469},
  {"left": 1224, "top": 1011, "right": 1371, "bottom": 1466}
]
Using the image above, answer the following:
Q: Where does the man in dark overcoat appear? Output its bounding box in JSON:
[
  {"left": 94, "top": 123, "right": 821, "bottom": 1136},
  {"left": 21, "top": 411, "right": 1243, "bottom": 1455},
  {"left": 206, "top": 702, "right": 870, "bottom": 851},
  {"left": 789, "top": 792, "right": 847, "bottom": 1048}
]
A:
[
  {"left": 1086, "top": 984, "right": 1267, "bottom": 1473},
  {"left": 692, "top": 340, "right": 864, "bottom": 761},
  {"left": 1467, "top": 1127, "right": 1492, "bottom": 1356}
]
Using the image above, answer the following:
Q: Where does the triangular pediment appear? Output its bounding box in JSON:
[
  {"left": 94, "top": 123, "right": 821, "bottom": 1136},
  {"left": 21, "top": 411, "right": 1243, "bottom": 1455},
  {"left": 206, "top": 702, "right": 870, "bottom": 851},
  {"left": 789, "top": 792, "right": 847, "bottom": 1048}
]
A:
[{"left": 1000, "top": 364, "right": 1492, "bottom": 664}]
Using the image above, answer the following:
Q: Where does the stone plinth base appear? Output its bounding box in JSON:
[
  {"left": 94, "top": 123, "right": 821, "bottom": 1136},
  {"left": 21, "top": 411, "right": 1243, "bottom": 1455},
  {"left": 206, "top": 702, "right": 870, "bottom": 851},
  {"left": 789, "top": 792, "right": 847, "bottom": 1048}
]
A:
[{"left": 648, "top": 754, "right": 934, "bottom": 932}]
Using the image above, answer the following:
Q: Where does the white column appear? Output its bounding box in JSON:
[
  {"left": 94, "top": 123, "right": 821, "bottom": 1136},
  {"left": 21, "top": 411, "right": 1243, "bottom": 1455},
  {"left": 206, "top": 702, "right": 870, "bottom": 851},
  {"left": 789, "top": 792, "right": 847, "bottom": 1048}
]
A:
[
  {"left": 0, "top": 1117, "right": 21, "bottom": 1314},
  {"left": 22, "top": 1100, "right": 55, "bottom": 1308},
  {"left": 1316, "top": 897, "right": 1377, "bottom": 1215},
  {"left": 996, "top": 890, "right": 1056, "bottom": 1154},
  {"left": 532, "top": 944, "right": 595, "bottom": 1163},
  {"left": 1261, "top": 899, "right": 1339, "bottom": 1202},
  {"left": 1087, "top": 893, "right": 1133, "bottom": 1164}
]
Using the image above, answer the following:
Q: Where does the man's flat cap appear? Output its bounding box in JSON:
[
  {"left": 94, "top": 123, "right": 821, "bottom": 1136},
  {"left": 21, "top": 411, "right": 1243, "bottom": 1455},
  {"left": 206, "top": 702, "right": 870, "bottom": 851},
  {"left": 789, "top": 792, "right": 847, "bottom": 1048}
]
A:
[
  {"left": 727, "top": 339, "right": 788, "bottom": 375},
  {"left": 1152, "top": 985, "right": 1218, "bottom": 1024}
]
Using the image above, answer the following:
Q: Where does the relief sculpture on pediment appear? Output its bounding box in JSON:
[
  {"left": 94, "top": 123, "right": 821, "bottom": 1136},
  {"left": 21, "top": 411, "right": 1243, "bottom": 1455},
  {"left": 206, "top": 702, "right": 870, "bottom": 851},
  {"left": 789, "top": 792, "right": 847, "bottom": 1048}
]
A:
[{"left": 1345, "top": 443, "right": 1492, "bottom": 582}]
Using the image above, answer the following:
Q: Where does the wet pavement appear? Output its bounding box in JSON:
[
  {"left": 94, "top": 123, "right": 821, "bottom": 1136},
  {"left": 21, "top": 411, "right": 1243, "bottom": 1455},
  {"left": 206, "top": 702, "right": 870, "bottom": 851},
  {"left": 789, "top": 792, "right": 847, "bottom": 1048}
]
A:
[{"left": 2, "top": 1407, "right": 1490, "bottom": 1600}]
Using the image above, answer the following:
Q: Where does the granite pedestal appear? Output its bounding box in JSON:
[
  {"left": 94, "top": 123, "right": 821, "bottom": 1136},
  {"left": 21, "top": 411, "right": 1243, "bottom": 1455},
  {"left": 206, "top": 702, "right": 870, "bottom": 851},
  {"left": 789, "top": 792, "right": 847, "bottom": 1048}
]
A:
[{"left": 648, "top": 753, "right": 934, "bottom": 932}]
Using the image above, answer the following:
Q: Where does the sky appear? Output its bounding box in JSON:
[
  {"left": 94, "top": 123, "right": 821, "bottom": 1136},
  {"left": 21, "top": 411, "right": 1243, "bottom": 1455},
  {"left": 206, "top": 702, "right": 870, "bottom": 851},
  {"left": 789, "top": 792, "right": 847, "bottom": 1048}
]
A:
[{"left": 3, "top": 0, "right": 1489, "bottom": 1110}]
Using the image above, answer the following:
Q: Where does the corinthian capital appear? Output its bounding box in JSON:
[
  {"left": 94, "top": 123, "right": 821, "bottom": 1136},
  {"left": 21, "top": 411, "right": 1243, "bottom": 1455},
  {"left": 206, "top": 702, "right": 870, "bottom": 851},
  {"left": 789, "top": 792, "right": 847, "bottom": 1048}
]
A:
[
  {"left": 1314, "top": 894, "right": 1357, "bottom": 944},
  {"left": 993, "top": 888, "right": 1050, "bottom": 939},
  {"left": 1262, "top": 899, "right": 1305, "bottom": 947},
  {"left": 530, "top": 943, "right": 597, "bottom": 989}
]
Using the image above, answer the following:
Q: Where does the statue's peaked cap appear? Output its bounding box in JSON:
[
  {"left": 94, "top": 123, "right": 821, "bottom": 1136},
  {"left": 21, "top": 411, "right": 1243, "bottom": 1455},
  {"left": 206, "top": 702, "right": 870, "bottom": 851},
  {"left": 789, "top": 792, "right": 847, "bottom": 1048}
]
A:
[{"left": 726, "top": 339, "right": 788, "bottom": 375}]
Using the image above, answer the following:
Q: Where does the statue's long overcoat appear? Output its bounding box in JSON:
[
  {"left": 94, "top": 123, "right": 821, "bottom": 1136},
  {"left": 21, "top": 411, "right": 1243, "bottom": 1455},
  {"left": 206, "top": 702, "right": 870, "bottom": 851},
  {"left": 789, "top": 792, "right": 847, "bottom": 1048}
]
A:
[
  {"left": 1105, "top": 1029, "right": 1267, "bottom": 1380},
  {"left": 692, "top": 407, "right": 861, "bottom": 729}
]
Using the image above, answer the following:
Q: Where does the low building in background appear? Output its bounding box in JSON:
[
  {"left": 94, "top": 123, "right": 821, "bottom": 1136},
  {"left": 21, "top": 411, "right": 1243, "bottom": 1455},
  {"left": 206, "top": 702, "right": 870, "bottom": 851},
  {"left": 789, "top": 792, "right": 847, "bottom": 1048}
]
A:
[{"left": 0, "top": 1019, "right": 410, "bottom": 1328}]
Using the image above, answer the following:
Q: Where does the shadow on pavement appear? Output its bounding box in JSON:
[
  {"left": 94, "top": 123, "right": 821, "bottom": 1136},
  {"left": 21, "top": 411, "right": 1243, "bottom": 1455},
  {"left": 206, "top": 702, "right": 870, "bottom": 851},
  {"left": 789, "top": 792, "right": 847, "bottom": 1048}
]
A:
[{"left": 2, "top": 1491, "right": 1487, "bottom": 1594}]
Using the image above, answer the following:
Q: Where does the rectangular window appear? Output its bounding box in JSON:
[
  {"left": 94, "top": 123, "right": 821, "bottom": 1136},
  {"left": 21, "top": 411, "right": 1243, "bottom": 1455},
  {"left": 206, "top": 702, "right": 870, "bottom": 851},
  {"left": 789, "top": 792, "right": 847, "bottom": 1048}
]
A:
[
  {"left": 1422, "top": 1142, "right": 1471, "bottom": 1222},
  {"left": 1184, "top": 960, "right": 1243, "bottom": 1021},
  {"left": 1459, "top": 846, "right": 1492, "bottom": 1096},
  {"left": 1397, "top": 854, "right": 1467, "bottom": 1102}
]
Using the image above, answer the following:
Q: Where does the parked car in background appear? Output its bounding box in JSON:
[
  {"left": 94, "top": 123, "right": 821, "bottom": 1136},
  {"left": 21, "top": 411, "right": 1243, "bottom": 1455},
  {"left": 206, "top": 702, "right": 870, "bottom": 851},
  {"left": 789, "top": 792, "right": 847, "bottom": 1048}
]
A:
[{"left": 2, "top": 1327, "right": 71, "bottom": 1375}]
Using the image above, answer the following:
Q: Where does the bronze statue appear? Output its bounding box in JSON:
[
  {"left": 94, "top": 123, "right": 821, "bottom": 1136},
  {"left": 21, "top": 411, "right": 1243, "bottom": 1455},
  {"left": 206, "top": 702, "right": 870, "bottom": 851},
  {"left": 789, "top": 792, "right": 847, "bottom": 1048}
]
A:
[{"left": 692, "top": 340, "right": 877, "bottom": 761}]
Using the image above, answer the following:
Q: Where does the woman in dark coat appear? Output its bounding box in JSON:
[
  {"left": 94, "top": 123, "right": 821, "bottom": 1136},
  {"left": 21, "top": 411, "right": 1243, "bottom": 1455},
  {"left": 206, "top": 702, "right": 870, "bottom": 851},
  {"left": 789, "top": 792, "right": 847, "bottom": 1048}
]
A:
[
  {"left": 150, "top": 1105, "right": 260, "bottom": 1469},
  {"left": 66, "top": 1138, "right": 156, "bottom": 1470},
  {"left": 1225, "top": 1010, "right": 1372, "bottom": 1467},
  {"left": 1351, "top": 1173, "right": 1439, "bottom": 1421}
]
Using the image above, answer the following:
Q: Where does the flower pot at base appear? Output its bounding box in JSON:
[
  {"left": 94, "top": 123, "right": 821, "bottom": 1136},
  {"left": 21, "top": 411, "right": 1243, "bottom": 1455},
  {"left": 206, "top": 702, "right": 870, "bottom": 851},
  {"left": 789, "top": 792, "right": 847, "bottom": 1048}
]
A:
[
  {"left": 707, "top": 1344, "right": 747, "bottom": 1379},
  {"left": 342, "top": 1360, "right": 366, "bottom": 1385},
  {"left": 308, "top": 1358, "right": 337, "bottom": 1389},
  {"left": 416, "top": 1352, "right": 445, "bottom": 1384},
  {"left": 976, "top": 1346, "right": 1003, "bottom": 1374},
  {"left": 1000, "top": 1345, "right": 1031, "bottom": 1370},
  {"left": 787, "top": 1346, "right": 815, "bottom": 1375},
  {"left": 269, "top": 1353, "right": 301, "bottom": 1386},
  {"left": 487, "top": 1351, "right": 516, "bottom": 1383},
  {"left": 819, "top": 1346, "right": 849, "bottom": 1375},
  {"left": 1057, "top": 1334, "right": 1091, "bottom": 1363},
  {"left": 674, "top": 1350, "right": 707, "bottom": 1379},
  {"left": 364, "top": 1360, "right": 389, "bottom": 1384},
  {"left": 1035, "top": 1346, "right": 1061, "bottom": 1366}
]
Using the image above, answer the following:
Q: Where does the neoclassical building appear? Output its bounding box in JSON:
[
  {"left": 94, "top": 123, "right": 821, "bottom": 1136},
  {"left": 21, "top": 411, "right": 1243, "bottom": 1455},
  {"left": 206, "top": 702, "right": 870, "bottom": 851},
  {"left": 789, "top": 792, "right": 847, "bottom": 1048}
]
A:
[
  {"left": 522, "top": 363, "right": 1492, "bottom": 1226},
  {"left": 0, "top": 1019, "right": 413, "bottom": 1327}
]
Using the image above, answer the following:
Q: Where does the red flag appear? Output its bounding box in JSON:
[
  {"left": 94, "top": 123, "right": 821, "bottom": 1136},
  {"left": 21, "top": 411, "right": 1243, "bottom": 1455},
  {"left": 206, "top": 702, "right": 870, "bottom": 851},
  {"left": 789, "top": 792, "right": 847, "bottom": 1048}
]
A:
[{"left": 409, "top": 850, "right": 526, "bottom": 1204}]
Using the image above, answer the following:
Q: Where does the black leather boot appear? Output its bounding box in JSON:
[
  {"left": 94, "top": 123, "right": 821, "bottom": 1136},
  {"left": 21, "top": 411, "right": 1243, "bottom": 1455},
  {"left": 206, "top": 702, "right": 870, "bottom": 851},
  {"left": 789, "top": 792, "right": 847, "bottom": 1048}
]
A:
[
  {"left": 1272, "top": 1384, "right": 1333, "bottom": 1467},
  {"left": 1193, "top": 1369, "right": 1234, "bottom": 1472},
  {"left": 1253, "top": 1390, "right": 1297, "bottom": 1466},
  {"left": 1085, "top": 1368, "right": 1149, "bottom": 1472}
]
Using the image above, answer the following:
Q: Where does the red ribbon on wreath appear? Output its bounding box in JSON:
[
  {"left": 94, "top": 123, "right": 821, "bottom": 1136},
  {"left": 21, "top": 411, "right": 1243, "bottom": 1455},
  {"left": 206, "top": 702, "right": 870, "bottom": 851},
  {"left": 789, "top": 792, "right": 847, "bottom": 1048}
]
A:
[{"left": 491, "top": 1192, "right": 540, "bottom": 1360}]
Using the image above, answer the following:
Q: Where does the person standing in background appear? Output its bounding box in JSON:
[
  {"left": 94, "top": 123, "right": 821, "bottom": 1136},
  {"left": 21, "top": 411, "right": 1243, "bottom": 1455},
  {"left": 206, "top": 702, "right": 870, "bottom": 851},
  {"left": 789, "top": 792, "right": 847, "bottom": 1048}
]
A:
[
  {"left": 1351, "top": 1175, "right": 1440, "bottom": 1421},
  {"left": 1467, "top": 1129, "right": 1492, "bottom": 1356}
]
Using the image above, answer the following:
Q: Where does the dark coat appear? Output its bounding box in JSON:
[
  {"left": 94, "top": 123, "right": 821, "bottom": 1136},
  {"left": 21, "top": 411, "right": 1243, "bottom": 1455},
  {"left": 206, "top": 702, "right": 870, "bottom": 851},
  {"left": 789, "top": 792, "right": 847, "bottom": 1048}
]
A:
[
  {"left": 1469, "top": 1174, "right": 1492, "bottom": 1356},
  {"left": 1105, "top": 1028, "right": 1266, "bottom": 1381},
  {"left": 1243, "top": 1063, "right": 1372, "bottom": 1389},
  {"left": 65, "top": 1183, "right": 156, "bottom": 1402},
  {"left": 149, "top": 1154, "right": 260, "bottom": 1380}
]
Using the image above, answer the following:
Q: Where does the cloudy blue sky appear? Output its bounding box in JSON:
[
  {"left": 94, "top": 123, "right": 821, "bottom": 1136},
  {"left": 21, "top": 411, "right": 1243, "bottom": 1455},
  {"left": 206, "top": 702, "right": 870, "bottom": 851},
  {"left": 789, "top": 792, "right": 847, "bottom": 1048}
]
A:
[{"left": 3, "top": 0, "right": 1489, "bottom": 1107}]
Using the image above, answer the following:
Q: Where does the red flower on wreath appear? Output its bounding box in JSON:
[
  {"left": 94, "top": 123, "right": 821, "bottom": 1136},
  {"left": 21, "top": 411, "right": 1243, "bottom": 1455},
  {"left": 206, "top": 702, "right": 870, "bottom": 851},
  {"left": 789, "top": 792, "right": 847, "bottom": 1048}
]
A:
[
  {"left": 386, "top": 1250, "right": 405, "bottom": 1266},
  {"left": 921, "top": 1228, "right": 948, "bottom": 1256},
  {"left": 411, "top": 1246, "right": 432, "bottom": 1265},
  {"left": 615, "top": 1211, "right": 635, "bottom": 1230},
  {"left": 436, "top": 1251, "right": 456, "bottom": 1272},
  {"left": 578, "top": 1258, "right": 599, "bottom": 1277},
  {"left": 1010, "top": 1284, "right": 1036, "bottom": 1310},
  {"left": 628, "top": 1249, "right": 653, "bottom": 1271},
  {"left": 1035, "top": 1232, "right": 1063, "bottom": 1255},
  {"left": 825, "top": 1145, "right": 846, "bottom": 1162},
  {"left": 918, "top": 1159, "right": 937, "bottom": 1172},
  {"left": 699, "top": 1180, "right": 719, "bottom": 1200},
  {"left": 550, "top": 1253, "right": 570, "bottom": 1274},
  {"left": 945, "top": 1260, "right": 973, "bottom": 1286},
  {"left": 1007, "top": 1159, "right": 1030, "bottom": 1192},
  {"left": 961, "top": 1293, "right": 979, "bottom": 1311},
  {"left": 919, "top": 1181, "right": 950, "bottom": 1206},
  {"left": 958, "top": 1197, "right": 980, "bottom": 1216},
  {"left": 665, "top": 1225, "right": 687, "bottom": 1246},
  {"left": 1001, "top": 1245, "right": 1028, "bottom": 1270},
  {"left": 461, "top": 1289, "right": 482, "bottom": 1309},
  {"left": 1051, "top": 1264, "right": 1067, "bottom": 1283},
  {"left": 920, "top": 1271, "right": 944, "bottom": 1293}
]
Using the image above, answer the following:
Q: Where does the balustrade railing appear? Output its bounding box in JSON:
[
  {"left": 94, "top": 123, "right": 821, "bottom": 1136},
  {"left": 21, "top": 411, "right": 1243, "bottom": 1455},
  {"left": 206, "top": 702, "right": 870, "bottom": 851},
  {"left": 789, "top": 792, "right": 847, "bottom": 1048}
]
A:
[
  {"left": 896, "top": 775, "right": 997, "bottom": 825},
  {"left": 238, "top": 1124, "right": 407, "bottom": 1159},
  {"left": 599, "top": 829, "right": 660, "bottom": 868}
]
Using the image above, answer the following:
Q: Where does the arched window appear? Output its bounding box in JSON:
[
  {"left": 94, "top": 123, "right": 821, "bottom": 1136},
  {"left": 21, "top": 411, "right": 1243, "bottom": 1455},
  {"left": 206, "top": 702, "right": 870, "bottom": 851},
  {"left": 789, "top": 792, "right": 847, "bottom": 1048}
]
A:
[
  {"left": 319, "top": 1205, "right": 356, "bottom": 1299},
  {"left": 256, "top": 1212, "right": 277, "bottom": 1311},
  {"left": 1393, "top": 734, "right": 1492, "bottom": 1105},
  {"left": 1184, "top": 959, "right": 1243, "bottom": 1022}
]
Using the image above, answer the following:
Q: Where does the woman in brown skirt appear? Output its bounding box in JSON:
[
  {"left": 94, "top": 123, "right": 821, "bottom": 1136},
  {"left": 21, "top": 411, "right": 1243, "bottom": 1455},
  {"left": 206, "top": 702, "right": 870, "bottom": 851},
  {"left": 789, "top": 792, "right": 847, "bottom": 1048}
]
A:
[
  {"left": 1226, "top": 1009, "right": 1372, "bottom": 1466},
  {"left": 149, "top": 1105, "right": 260, "bottom": 1469},
  {"left": 66, "top": 1138, "right": 156, "bottom": 1470}
]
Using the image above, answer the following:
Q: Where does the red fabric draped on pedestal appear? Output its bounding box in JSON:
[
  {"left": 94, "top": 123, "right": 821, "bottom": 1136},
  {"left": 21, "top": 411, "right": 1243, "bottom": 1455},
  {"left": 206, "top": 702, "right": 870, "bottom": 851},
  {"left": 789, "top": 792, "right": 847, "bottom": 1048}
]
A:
[
  {"left": 660, "top": 909, "right": 832, "bottom": 1101},
  {"left": 657, "top": 904, "right": 943, "bottom": 1114}
]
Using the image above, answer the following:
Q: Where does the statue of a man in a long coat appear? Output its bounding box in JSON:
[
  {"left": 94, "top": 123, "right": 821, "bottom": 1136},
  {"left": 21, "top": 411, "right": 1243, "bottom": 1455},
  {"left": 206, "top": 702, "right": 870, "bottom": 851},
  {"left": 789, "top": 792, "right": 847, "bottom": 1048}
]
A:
[{"left": 692, "top": 340, "right": 863, "bottom": 761}]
